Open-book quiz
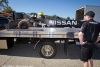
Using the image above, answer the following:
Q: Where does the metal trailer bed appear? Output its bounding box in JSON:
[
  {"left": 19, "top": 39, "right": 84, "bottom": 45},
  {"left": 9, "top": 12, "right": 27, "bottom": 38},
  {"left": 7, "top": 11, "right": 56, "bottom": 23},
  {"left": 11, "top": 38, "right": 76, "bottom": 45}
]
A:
[
  {"left": 0, "top": 27, "right": 82, "bottom": 58},
  {"left": 0, "top": 27, "right": 80, "bottom": 38}
]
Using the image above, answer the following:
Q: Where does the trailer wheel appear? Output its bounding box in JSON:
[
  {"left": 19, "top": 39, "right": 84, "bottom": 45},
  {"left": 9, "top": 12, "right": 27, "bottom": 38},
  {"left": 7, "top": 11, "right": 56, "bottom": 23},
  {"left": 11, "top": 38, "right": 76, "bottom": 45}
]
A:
[
  {"left": 18, "top": 21, "right": 28, "bottom": 29},
  {"left": 39, "top": 41, "right": 57, "bottom": 59}
]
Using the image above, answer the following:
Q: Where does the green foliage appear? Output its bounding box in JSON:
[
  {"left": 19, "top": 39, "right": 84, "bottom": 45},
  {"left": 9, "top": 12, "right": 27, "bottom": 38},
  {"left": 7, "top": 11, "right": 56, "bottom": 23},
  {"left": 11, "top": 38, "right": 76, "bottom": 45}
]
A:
[
  {"left": 72, "top": 18, "right": 74, "bottom": 20},
  {"left": 45, "top": 14, "right": 61, "bottom": 19},
  {"left": 48, "top": 15, "right": 71, "bottom": 20},
  {"left": 66, "top": 17, "right": 70, "bottom": 20},
  {"left": 3, "top": 6, "right": 15, "bottom": 13}
]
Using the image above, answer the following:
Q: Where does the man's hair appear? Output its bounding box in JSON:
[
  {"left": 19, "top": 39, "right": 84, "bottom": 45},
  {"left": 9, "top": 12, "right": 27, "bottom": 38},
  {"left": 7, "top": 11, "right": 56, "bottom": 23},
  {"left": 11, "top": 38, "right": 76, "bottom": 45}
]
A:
[{"left": 85, "top": 11, "right": 95, "bottom": 18}]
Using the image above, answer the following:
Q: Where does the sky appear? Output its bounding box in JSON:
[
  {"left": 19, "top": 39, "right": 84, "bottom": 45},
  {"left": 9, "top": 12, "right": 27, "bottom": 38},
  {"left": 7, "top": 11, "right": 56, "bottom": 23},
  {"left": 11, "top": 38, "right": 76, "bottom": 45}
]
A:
[{"left": 8, "top": 0, "right": 100, "bottom": 18}]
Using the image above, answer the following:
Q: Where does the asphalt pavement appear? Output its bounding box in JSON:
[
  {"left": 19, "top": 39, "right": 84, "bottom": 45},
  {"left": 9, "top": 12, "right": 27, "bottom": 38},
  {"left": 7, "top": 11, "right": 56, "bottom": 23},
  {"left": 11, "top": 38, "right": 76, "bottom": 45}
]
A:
[{"left": 0, "top": 42, "right": 100, "bottom": 67}]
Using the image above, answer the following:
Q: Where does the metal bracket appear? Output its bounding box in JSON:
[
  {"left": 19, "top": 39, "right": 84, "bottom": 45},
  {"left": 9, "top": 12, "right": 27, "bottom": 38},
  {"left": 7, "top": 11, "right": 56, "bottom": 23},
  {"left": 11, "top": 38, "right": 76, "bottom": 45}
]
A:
[
  {"left": 33, "top": 31, "right": 37, "bottom": 37},
  {"left": 64, "top": 39, "right": 69, "bottom": 56},
  {"left": 34, "top": 38, "right": 42, "bottom": 50},
  {"left": 14, "top": 31, "right": 21, "bottom": 37},
  {"left": 49, "top": 32, "right": 54, "bottom": 38}
]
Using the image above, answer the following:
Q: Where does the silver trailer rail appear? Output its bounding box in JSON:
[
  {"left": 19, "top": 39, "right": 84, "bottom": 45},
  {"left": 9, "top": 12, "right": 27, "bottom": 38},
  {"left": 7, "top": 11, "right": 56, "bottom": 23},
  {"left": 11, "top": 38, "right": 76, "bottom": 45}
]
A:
[{"left": 0, "top": 27, "right": 80, "bottom": 38}]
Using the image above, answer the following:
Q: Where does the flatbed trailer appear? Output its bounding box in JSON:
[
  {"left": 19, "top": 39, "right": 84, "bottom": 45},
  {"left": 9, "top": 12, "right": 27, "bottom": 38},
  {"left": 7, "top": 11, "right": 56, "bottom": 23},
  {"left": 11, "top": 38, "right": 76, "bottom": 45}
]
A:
[
  {"left": 0, "top": 27, "right": 81, "bottom": 58},
  {"left": 0, "top": 27, "right": 100, "bottom": 59},
  {"left": 1, "top": 5, "right": 100, "bottom": 59}
]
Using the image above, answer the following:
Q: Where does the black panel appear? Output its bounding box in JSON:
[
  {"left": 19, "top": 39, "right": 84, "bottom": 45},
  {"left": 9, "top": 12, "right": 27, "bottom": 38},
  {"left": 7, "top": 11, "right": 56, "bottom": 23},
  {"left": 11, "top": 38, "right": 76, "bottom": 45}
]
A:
[
  {"left": 14, "top": 13, "right": 24, "bottom": 19},
  {"left": 0, "top": 17, "right": 9, "bottom": 24},
  {"left": 7, "top": 38, "right": 14, "bottom": 49}
]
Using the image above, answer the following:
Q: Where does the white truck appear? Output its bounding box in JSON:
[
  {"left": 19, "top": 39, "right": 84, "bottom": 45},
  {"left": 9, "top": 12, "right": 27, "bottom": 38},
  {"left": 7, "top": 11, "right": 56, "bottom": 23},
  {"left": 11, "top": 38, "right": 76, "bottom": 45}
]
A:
[
  {"left": 0, "top": 5, "right": 100, "bottom": 59},
  {"left": 75, "top": 5, "right": 100, "bottom": 22}
]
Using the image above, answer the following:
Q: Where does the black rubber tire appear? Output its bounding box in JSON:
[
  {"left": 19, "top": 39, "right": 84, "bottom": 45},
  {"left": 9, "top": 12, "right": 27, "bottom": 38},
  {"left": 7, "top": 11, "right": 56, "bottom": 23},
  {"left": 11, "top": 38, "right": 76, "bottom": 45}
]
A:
[
  {"left": 18, "top": 21, "right": 28, "bottom": 29},
  {"left": 39, "top": 41, "right": 57, "bottom": 59}
]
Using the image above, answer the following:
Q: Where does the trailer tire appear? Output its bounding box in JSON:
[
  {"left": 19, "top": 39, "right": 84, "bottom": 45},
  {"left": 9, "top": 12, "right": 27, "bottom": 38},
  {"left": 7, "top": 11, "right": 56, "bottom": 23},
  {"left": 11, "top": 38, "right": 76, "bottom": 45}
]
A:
[
  {"left": 18, "top": 21, "right": 28, "bottom": 29},
  {"left": 39, "top": 41, "right": 57, "bottom": 59}
]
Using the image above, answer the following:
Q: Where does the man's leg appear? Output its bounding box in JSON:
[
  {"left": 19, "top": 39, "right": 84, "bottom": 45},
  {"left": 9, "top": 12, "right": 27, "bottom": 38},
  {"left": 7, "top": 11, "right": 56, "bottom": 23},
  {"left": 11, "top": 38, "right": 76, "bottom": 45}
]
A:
[
  {"left": 84, "top": 62, "right": 89, "bottom": 67},
  {"left": 88, "top": 59, "right": 93, "bottom": 67},
  {"left": 88, "top": 45, "right": 95, "bottom": 67},
  {"left": 81, "top": 45, "right": 89, "bottom": 67}
]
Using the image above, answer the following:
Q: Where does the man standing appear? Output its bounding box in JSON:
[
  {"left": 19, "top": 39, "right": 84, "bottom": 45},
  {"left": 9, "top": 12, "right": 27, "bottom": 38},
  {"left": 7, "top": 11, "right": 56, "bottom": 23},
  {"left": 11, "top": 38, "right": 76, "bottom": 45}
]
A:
[{"left": 78, "top": 11, "right": 100, "bottom": 67}]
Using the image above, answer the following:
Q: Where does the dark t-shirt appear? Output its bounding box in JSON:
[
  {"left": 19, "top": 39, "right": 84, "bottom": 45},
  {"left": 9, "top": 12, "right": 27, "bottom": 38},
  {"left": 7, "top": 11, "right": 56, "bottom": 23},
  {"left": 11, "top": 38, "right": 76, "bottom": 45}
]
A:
[{"left": 80, "top": 19, "right": 100, "bottom": 43}]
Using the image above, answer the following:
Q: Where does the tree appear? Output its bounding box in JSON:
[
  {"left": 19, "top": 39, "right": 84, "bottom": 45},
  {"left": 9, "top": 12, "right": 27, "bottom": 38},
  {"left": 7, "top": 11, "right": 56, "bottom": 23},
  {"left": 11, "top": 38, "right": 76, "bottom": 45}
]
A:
[
  {"left": 72, "top": 18, "right": 74, "bottom": 20},
  {"left": 66, "top": 17, "right": 71, "bottom": 20},
  {"left": 44, "top": 15, "right": 50, "bottom": 19},
  {"left": 49, "top": 14, "right": 60, "bottom": 19},
  {"left": 3, "top": 6, "right": 15, "bottom": 13},
  {"left": 53, "top": 15, "right": 56, "bottom": 18}
]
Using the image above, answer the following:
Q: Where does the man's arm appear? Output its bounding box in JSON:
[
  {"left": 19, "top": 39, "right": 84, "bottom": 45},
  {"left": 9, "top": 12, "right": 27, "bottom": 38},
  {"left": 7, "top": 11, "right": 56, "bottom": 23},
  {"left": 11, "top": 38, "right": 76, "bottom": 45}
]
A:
[
  {"left": 78, "top": 22, "right": 88, "bottom": 45},
  {"left": 78, "top": 32, "right": 84, "bottom": 43},
  {"left": 78, "top": 32, "right": 87, "bottom": 45},
  {"left": 95, "top": 37, "right": 100, "bottom": 43},
  {"left": 95, "top": 24, "right": 100, "bottom": 43}
]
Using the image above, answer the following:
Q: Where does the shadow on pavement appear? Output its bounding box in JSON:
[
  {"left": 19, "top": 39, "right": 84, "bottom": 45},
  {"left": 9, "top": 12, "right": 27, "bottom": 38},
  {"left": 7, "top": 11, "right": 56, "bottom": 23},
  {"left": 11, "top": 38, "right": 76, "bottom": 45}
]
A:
[{"left": 0, "top": 43, "right": 100, "bottom": 60}]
